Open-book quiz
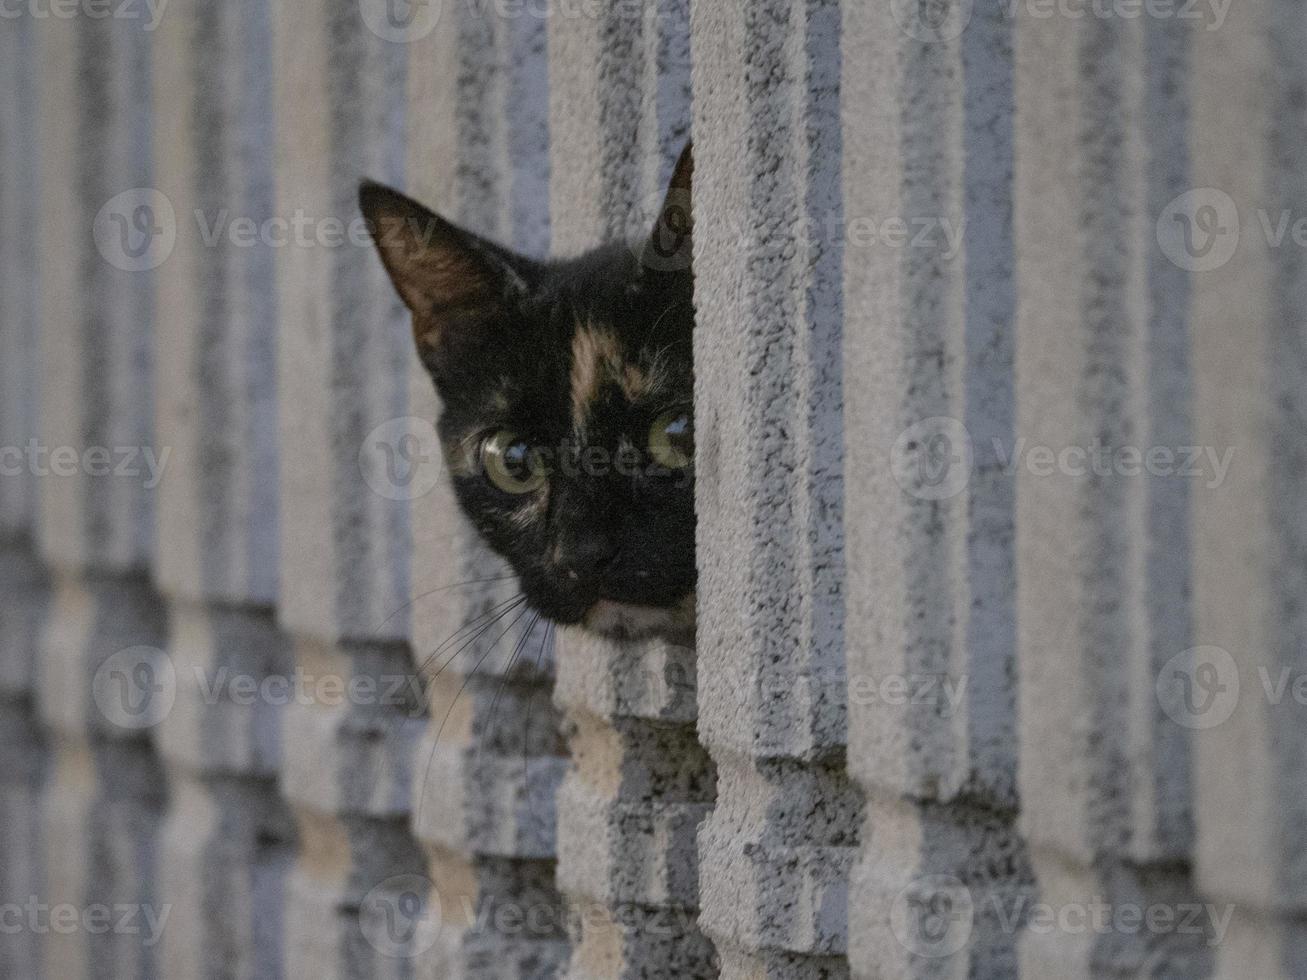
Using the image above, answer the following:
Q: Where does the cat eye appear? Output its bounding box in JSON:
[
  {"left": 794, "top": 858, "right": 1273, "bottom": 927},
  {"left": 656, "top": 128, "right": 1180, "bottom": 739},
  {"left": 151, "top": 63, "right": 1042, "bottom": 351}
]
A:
[
  {"left": 648, "top": 409, "right": 694, "bottom": 470},
  {"left": 482, "top": 429, "right": 546, "bottom": 494}
]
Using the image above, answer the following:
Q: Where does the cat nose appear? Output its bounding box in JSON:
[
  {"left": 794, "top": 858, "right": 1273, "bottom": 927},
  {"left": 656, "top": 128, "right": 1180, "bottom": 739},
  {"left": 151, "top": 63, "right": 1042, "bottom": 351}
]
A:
[{"left": 561, "top": 530, "right": 617, "bottom": 579}]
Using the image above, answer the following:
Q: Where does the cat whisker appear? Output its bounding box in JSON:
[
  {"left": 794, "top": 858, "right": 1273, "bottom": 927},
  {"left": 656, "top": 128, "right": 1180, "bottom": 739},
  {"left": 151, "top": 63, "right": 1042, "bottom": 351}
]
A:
[
  {"left": 358, "top": 592, "right": 527, "bottom": 808},
  {"left": 413, "top": 602, "right": 533, "bottom": 826},
  {"left": 414, "top": 592, "right": 527, "bottom": 679},
  {"left": 470, "top": 611, "right": 543, "bottom": 777},
  {"left": 644, "top": 296, "right": 690, "bottom": 348},
  {"left": 520, "top": 621, "right": 555, "bottom": 784},
  {"left": 370, "top": 572, "right": 520, "bottom": 636}
]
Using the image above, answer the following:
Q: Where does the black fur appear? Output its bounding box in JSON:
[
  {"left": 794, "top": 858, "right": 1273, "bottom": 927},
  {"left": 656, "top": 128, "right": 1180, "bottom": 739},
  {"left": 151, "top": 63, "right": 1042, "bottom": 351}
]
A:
[{"left": 360, "top": 146, "right": 696, "bottom": 641}]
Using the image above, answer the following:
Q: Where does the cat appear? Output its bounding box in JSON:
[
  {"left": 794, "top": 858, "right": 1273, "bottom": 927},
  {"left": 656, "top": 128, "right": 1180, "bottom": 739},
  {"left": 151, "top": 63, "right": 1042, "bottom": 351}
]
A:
[{"left": 359, "top": 145, "right": 697, "bottom": 646}]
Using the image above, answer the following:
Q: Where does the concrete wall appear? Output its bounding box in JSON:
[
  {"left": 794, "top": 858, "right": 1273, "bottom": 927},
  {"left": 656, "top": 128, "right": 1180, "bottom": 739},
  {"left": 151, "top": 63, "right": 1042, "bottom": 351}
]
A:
[{"left": 0, "top": 1, "right": 1301, "bottom": 978}]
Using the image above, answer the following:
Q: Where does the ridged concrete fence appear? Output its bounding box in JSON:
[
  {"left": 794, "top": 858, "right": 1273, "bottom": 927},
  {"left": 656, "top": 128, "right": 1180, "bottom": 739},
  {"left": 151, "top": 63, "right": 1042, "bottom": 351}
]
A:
[{"left": 0, "top": 0, "right": 1301, "bottom": 978}]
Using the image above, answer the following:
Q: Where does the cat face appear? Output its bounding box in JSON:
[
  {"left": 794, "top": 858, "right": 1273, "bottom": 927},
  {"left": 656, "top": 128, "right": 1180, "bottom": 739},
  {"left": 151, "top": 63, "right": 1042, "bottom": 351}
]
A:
[{"left": 360, "top": 146, "right": 696, "bottom": 644}]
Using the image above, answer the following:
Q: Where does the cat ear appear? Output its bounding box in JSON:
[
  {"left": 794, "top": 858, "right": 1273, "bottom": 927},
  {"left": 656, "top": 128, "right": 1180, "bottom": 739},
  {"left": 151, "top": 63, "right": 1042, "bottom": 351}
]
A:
[
  {"left": 639, "top": 141, "right": 693, "bottom": 273},
  {"left": 358, "top": 180, "right": 535, "bottom": 352}
]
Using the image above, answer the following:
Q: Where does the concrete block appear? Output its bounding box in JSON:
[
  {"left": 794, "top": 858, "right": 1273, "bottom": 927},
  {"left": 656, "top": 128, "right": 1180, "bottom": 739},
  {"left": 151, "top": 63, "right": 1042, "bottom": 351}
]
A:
[
  {"left": 691, "top": 0, "right": 859, "bottom": 973},
  {"left": 1189, "top": 1, "right": 1307, "bottom": 974},
  {"left": 150, "top": 5, "right": 299, "bottom": 976},
  {"left": 0, "top": 15, "right": 39, "bottom": 542},
  {"left": 552, "top": 630, "right": 716, "bottom": 978},
  {"left": 1013, "top": 4, "right": 1206, "bottom": 976},
  {"left": 0, "top": 547, "right": 48, "bottom": 980},
  {"left": 25, "top": 25, "right": 167, "bottom": 966},
  {"left": 36, "top": 13, "right": 158, "bottom": 576},
  {"left": 273, "top": 0, "right": 411, "bottom": 646},
  {"left": 278, "top": 636, "right": 428, "bottom": 978},
  {"left": 838, "top": 0, "right": 1033, "bottom": 976},
  {"left": 37, "top": 575, "right": 168, "bottom": 980},
  {"left": 404, "top": 3, "right": 570, "bottom": 975},
  {"left": 547, "top": 2, "right": 717, "bottom": 975},
  {"left": 153, "top": 0, "right": 279, "bottom": 608}
]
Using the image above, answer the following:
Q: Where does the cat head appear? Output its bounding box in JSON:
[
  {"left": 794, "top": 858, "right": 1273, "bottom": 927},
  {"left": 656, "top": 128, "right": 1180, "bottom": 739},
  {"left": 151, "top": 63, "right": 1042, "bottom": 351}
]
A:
[{"left": 359, "top": 145, "right": 696, "bottom": 644}]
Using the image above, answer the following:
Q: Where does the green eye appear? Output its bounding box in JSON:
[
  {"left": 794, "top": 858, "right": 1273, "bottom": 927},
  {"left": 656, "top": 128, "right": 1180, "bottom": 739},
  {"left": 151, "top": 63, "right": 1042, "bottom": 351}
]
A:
[
  {"left": 649, "top": 409, "right": 693, "bottom": 470},
  {"left": 482, "top": 430, "right": 546, "bottom": 494}
]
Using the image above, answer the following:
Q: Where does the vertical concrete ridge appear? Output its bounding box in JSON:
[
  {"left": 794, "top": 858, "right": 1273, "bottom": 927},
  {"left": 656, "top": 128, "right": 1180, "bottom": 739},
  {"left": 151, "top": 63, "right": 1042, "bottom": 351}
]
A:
[
  {"left": 0, "top": 13, "right": 39, "bottom": 542},
  {"left": 272, "top": 2, "right": 431, "bottom": 977},
  {"left": 28, "top": 12, "right": 173, "bottom": 980},
  {"left": 842, "top": 0, "right": 1031, "bottom": 976},
  {"left": 0, "top": 546, "right": 50, "bottom": 980},
  {"left": 1190, "top": 1, "right": 1307, "bottom": 975},
  {"left": 546, "top": 2, "right": 715, "bottom": 976},
  {"left": 153, "top": 3, "right": 297, "bottom": 977},
  {"left": 1016, "top": 3, "right": 1210, "bottom": 978},
  {"left": 37, "top": 574, "right": 169, "bottom": 980},
  {"left": 8, "top": 1, "right": 1307, "bottom": 976},
  {"left": 407, "top": 3, "right": 569, "bottom": 976},
  {"left": 554, "top": 631, "right": 717, "bottom": 979},
  {"left": 693, "top": 0, "right": 859, "bottom": 975}
]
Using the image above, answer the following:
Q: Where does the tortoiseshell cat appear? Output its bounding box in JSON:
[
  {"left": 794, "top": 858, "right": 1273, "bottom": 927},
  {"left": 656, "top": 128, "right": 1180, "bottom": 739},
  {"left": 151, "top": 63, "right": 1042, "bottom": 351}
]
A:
[{"left": 359, "top": 146, "right": 696, "bottom": 645}]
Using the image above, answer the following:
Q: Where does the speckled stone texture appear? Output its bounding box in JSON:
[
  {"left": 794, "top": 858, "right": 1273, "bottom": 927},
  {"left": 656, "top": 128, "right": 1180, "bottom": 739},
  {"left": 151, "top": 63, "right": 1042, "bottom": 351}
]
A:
[{"left": 4, "top": 2, "right": 1307, "bottom": 978}]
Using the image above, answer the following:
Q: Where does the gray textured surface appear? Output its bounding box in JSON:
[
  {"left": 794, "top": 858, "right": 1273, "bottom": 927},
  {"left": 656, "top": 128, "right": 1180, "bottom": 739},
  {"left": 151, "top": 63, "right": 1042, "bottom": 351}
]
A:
[
  {"left": 692, "top": 0, "right": 860, "bottom": 974},
  {"left": 1190, "top": 2, "right": 1307, "bottom": 975},
  {"left": 3, "top": 1, "right": 1307, "bottom": 978},
  {"left": 843, "top": 1, "right": 1032, "bottom": 976},
  {"left": 549, "top": 3, "right": 717, "bottom": 977}
]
